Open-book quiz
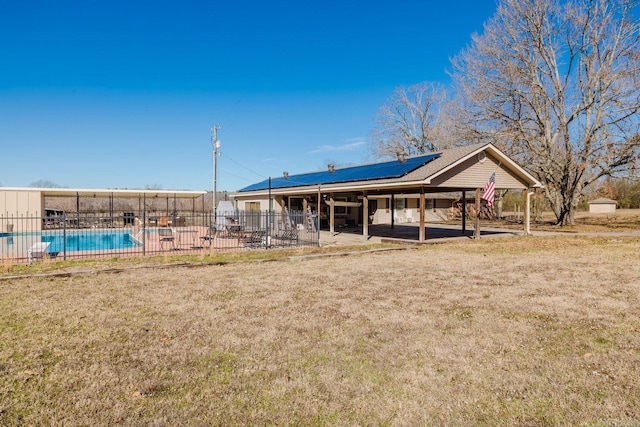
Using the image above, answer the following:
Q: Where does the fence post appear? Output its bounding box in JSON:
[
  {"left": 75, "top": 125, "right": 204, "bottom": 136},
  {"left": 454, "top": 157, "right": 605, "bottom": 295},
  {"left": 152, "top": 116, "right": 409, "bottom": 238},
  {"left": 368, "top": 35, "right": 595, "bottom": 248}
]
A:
[
  {"left": 142, "top": 211, "right": 146, "bottom": 256},
  {"left": 316, "top": 210, "right": 321, "bottom": 247},
  {"left": 62, "top": 212, "right": 67, "bottom": 261},
  {"left": 265, "top": 210, "right": 270, "bottom": 249}
]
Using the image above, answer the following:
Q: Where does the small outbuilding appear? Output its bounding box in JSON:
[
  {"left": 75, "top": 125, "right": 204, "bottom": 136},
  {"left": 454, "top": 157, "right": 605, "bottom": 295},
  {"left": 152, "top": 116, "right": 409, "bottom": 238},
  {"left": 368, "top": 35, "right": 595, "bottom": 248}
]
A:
[{"left": 588, "top": 197, "right": 617, "bottom": 214}]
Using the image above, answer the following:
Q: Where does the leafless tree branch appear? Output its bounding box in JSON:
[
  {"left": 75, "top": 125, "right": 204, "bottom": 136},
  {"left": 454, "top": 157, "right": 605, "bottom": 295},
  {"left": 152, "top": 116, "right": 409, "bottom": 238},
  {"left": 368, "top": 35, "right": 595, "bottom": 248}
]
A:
[{"left": 450, "top": 0, "right": 640, "bottom": 225}]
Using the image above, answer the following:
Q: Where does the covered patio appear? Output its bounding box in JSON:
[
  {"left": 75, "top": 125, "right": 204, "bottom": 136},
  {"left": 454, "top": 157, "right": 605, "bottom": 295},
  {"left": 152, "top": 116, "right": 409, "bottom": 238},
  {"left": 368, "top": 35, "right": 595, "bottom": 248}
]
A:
[
  {"left": 234, "top": 143, "right": 543, "bottom": 242},
  {"left": 319, "top": 223, "right": 523, "bottom": 247}
]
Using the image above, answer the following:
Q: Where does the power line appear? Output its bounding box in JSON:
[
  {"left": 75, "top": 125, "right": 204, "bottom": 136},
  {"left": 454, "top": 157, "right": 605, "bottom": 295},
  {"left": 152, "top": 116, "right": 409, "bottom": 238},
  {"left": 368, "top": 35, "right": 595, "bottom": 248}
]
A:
[
  {"left": 221, "top": 153, "right": 268, "bottom": 180},
  {"left": 218, "top": 166, "right": 261, "bottom": 183}
]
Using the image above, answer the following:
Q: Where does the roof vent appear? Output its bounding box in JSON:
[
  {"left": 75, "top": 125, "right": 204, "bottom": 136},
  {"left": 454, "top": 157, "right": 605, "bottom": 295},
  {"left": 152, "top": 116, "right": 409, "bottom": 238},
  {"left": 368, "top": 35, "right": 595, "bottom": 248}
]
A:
[
  {"left": 328, "top": 164, "right": 335, "bottom": 173},
  {"left": 283, "top": 171, "right": 289, "bottom": 179},
  {"left": 397, "top": 151, "right": 407, "bottom": 164}
]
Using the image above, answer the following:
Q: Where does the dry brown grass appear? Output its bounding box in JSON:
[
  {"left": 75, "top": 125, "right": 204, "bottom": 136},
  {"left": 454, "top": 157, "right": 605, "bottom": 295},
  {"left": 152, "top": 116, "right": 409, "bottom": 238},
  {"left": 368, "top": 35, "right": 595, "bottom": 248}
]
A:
[
  {"left": 1, "top": 236, "right": 639, "bottom": 426},
  {"left": 2, "top": 256, "right": 15, "bottom": 273},
  {"left": 498, "top": 208, "right": 640, "bottom": 233}
]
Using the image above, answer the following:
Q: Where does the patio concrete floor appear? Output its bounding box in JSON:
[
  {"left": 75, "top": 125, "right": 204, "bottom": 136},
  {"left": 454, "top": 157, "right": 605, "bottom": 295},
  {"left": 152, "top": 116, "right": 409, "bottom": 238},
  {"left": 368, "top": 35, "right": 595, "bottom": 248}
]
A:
[{"left": 319, "top": 222, "right": 525, "bottom": 247}]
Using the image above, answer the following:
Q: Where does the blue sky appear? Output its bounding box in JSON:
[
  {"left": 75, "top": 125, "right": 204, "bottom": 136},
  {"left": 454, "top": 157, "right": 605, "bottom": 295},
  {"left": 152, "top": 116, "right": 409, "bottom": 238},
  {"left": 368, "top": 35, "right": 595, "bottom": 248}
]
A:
[{"left": 0, "top": 0, "right": 496, "bottom": 192}]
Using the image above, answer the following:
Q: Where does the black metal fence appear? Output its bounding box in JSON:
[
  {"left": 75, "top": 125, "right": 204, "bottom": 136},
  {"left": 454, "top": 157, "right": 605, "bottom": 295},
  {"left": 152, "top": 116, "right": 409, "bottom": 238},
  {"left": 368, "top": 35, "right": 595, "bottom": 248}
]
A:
[{"left": 0, "top": 210, "right": 320, "bottom": 265}]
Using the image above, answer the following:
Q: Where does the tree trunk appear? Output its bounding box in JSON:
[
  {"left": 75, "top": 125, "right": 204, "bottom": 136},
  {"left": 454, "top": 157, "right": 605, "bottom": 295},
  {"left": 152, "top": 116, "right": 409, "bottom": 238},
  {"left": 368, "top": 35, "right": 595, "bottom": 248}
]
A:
[
  {"left": 553, "top": 190, "right": 581, "bottom": 226},
  {"left": 556, "top": 206, "right": 575, "bottom": 226}
]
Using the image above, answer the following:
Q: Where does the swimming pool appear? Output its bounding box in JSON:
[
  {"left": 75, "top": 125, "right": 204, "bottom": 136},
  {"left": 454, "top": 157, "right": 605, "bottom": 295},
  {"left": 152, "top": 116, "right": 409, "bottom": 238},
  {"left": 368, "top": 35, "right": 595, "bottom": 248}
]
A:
[{"left": 41, "top": 230, "right": 141, "bottom": 252}]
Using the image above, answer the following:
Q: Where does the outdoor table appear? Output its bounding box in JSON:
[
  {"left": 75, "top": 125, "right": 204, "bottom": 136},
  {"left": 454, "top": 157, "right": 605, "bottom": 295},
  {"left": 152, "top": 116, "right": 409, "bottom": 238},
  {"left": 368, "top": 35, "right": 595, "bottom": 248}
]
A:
[
  {"left": 174, "top": 228, "right": 198, "bottom": 248},
  {"left": 225, "top": 224, "right": 245, "bottom": 243}
]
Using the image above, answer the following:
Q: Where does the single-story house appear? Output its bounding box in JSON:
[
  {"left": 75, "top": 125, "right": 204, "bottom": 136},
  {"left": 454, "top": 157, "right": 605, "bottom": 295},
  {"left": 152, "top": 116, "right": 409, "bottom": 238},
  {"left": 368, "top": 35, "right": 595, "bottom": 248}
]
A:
[
  {"left": 233, "top": 142, "right": 542, "bottom": 241},
  {"left": 588, "top": 197, "right": 617, "bottom": 214}
]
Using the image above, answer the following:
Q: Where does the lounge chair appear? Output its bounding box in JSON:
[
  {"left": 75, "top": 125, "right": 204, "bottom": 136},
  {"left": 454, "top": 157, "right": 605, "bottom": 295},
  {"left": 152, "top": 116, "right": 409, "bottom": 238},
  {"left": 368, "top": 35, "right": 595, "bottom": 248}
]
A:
[
  {"left": 240, "top": 230, "right": 266, "bottom": 248},
  {"left": 158, "top": 228, "right": 176, "bottom": 250},
  {"left": 199, "top": 226, "right": 217, "bottom": 246},
  {"left": 280, "top": 228, "right": 298, "bottom": 242},
  {"left": 28, "top": 242, "right": 51, "bottom": 265}
]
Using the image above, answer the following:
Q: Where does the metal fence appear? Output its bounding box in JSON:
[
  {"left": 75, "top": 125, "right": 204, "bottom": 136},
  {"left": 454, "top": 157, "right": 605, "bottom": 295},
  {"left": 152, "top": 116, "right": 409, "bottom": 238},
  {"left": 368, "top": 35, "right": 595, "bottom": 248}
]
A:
[{"left": 0, "top": 210, "right": 319, "bottom": 265}]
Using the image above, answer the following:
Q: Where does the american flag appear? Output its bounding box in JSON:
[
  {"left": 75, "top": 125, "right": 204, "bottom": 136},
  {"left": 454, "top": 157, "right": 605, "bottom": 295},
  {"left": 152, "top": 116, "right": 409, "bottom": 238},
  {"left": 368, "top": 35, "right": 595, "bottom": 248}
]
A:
[{"left": 482, "top": 172, "right": 496, "bottom": 207}]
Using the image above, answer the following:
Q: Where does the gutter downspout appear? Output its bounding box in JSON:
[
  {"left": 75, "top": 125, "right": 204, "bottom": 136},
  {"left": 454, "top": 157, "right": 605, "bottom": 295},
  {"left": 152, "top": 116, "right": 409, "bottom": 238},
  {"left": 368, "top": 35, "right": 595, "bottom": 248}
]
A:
[{"left": 525, "top": 189, "right": 534, "bottom": 235}]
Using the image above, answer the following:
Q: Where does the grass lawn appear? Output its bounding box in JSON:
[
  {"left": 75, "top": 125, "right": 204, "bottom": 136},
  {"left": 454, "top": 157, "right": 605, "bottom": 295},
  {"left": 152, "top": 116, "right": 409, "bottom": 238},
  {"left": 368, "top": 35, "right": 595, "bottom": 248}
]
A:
[
  {"left": 496, "top": 208, "right": 640, "bottom": 233},
  {"left": 1, "top": 235, "right": 639, "bottom": 425}
]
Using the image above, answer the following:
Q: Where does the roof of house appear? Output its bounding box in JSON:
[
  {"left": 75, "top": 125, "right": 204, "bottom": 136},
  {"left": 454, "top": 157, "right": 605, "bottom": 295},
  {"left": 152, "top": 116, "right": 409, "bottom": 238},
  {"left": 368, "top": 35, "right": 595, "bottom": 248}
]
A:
[
  {"left": 0, "top": 187, "right": 206, "bottom": 199},
  {"left": 238, "top": 153, "right": 441, "bottom": 192},
  {"left": 367, "top": 191, "right": 475, "bottom": 200},
  {"left": 236, "top": 143, "right": 542, "bottom": 196},
  {"left": 589, "top": 197, "right": 617, "bottom": 204}
]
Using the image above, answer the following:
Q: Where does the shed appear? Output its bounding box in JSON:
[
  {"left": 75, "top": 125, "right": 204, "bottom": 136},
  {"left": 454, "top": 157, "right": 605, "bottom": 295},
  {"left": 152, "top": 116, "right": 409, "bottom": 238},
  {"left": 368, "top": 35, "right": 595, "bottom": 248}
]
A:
[{"left": 588, "top": 197, "right": 617, "bottom": 214}]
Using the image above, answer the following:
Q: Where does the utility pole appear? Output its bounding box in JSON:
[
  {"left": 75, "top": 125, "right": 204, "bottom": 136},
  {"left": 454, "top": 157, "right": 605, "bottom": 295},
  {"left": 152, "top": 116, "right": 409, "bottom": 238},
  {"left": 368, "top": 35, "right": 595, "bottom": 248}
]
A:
[{"left": 211, "top": 124, "right": 221, "bottom": 221}]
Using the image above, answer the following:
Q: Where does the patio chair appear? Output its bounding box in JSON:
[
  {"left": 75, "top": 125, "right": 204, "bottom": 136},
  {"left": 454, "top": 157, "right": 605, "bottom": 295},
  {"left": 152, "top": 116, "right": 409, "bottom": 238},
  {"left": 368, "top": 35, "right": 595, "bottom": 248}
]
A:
[
  {"left": 158, "top": 227, "right": 176, "bottom": 250},
  {"left": 28, "top": 242, "right": 51, "bottom": 265},
  {"left": 273, "top": 228, "right": 297, "bottom": 247},
  {"left": 240, "top": 230, "right": 266, "bottom": 248},
  {"left": 280, "top": 228, "right": 298, "bottom": 242},
  {"left": 199, "top": 226, "right": 217, "bottom": 246}
]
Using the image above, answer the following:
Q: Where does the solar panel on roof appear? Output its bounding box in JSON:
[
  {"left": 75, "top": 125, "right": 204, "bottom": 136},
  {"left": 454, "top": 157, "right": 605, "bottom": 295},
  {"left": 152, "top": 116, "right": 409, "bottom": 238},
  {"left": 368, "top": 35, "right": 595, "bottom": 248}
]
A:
[{"left": 238, "top": 153, "right": 441, "bottom": 192}]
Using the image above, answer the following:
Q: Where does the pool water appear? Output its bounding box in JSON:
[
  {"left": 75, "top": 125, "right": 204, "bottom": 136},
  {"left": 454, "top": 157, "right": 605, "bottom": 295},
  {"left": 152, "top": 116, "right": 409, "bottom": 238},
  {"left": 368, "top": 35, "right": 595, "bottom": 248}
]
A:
[{"left": 41, "top": 230, "right": 141, "bottom": 252}]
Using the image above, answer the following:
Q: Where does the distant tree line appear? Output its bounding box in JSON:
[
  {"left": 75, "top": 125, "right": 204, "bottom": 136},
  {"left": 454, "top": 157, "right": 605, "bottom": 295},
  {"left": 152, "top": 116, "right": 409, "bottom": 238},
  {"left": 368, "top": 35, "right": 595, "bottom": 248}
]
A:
[{"left": 596, "top": 178, "right": 640, "bottom": 209}]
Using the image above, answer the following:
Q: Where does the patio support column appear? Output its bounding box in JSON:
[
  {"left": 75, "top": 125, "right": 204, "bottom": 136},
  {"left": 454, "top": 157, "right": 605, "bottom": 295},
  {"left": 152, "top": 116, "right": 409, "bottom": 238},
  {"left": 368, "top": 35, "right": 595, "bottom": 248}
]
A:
[
  {"left": 329, "top": 193, "right": 335, "bottom": 234},
  {"left": 391, "top": 194, "right": 395, "bottom": 229},
  {"left": 317, "top": 186, "right": 321, "bottom": 227},
  {"left": 419, "top": 189, "right": 425, "bottom": 243},
  {"left": 302, "top": 197, "right": 308, "bottom": 231},
  {"left": 362, "top": 192, "right": 368, "bottom": 238},
  {"left": 462, "top": 190, "right": 467, "bottom": 233},
  {"left": 474, "top": 188, "right": 481, "bottom": 239}
]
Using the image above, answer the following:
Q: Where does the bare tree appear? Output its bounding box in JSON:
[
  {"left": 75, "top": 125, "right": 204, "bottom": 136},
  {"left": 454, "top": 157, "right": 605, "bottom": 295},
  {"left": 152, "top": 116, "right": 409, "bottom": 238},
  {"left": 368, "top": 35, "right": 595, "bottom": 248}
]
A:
[
  {"left": 29, "top": 180, "right": 63, "bottom": 188},
  {"left": 451, "top": 0, "right": 640, "bottom": 225},
  {"left": 370, "top": 82, "right": 450, "bottom": 158}
]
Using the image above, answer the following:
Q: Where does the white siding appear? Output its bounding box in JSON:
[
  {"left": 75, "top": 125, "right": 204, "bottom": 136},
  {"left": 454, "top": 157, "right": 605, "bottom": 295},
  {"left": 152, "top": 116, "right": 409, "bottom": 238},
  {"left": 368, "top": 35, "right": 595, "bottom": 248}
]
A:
[
  {"left": 589, "top": 204, "right": 616, "bottom": 214},
  {"left": 0, "top": 190, "right": 44, "bottom": 232}
]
